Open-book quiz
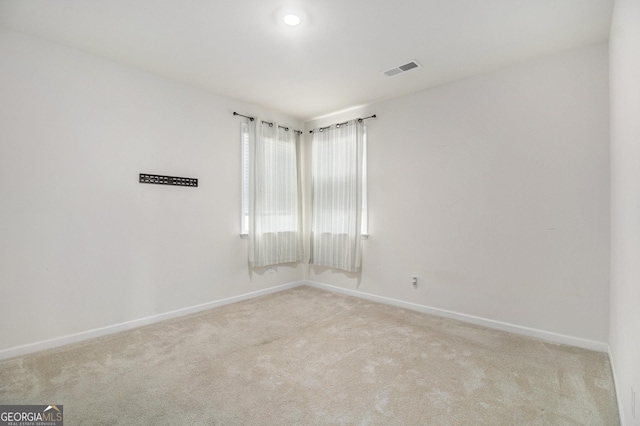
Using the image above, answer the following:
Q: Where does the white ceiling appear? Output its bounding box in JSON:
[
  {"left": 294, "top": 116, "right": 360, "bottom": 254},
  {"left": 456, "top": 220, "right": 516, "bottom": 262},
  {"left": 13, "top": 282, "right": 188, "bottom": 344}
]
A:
[{"left": 0, "top": 0, "right": 613, "bottom": 121}]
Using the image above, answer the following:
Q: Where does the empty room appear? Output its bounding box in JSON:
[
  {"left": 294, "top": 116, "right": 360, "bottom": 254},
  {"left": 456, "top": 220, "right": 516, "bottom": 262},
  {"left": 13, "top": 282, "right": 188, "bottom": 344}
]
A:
[{"left": 1, "top": 0, "right": 639, "bottom": 424}]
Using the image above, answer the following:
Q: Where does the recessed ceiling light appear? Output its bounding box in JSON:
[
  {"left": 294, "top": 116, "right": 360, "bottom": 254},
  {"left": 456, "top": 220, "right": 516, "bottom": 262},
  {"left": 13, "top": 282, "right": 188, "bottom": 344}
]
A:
[{"left": 283, "top": 14, "right": 301, "bottom": 26}]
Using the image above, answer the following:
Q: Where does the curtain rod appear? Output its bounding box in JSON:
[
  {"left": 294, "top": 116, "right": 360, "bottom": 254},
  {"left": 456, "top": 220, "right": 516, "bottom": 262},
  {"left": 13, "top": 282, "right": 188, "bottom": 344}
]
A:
[
  {"left": 233, "top": 112, "right": 302, "bottom": 135},
  {"left": 308, "top": 114, "right": 377, "bottom": 134}
]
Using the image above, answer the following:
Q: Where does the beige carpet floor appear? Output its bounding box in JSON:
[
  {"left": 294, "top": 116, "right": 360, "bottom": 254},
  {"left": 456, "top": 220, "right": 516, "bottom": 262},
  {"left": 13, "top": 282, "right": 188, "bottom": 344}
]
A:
[{"left": 0, "top": 286, "right": 619, "bottom": 425}]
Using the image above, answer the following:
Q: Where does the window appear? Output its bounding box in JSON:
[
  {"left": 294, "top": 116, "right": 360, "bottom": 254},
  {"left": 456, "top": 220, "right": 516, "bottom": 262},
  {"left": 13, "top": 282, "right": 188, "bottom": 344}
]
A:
[
  {"left": 362, "top": 128, "right": 368, "bottom": 237},
  {"left": 241, "top": 120, "right": 303, "bottom": 267},
  {"left": 241, "top": 122, "right": 250, "bottom": 237},
  {"left": 309, "top": 120, "right": 368, "bottom": 272}
]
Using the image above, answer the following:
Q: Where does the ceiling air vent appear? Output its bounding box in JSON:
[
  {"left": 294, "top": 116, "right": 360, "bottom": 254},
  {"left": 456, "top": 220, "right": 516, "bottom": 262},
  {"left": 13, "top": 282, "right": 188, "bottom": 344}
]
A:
[{"left": 383, "top": 60, "right": 421, "bottom": 77}]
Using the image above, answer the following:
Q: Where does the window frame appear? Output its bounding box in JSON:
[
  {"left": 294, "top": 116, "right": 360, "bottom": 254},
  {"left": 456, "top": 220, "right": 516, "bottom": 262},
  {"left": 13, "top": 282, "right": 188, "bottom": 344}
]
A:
[
  {"left": 241, "top": 122, "right": 250, "bottom": 238},
  {"left": 242, "top": 122, "right": 368, "bottom": 239},
  {"left": 240, "top": 122, "right": 303, "bottom": 239}
]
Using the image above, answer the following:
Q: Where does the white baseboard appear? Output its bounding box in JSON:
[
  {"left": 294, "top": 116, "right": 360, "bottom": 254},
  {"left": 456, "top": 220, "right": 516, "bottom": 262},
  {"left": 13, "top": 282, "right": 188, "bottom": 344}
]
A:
[
  {"left": 608, "top": 346, "right": 627, "bottom": 426},
  {"left": 303, "top": 280, "right": 609, "bottom": 353},
  {"left": 0, "top": 281, "right": 302, "bottom": 361},
  {"left": 1, "top": 279, "right": 609, "bottom": 361}
]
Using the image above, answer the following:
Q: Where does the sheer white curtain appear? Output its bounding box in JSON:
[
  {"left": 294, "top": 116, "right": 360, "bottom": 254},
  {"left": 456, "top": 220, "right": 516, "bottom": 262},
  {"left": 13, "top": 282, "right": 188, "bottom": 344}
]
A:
[
  {"left": 310, "top": 120, "right": 366, "bottom": 272},
  {"left": 248, "top": 119, "right": 303, "bottom": 267}
]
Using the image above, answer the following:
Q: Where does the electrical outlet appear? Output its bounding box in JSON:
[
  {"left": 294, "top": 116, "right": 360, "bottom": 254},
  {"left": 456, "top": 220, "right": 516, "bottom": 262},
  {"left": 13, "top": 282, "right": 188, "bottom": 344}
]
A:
[{"left": 412, "top": 277, "right": 418, "bottom": 288}]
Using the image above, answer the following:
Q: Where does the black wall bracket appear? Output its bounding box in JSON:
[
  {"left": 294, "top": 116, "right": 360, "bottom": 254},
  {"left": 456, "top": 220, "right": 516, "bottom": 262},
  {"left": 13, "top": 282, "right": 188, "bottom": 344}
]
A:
[{"left": 139, "top": 173, "right": 198, "bottom": 187}]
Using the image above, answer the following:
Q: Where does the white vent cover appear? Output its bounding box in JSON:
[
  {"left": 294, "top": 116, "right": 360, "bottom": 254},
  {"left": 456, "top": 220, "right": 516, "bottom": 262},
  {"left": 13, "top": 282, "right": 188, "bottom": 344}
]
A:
[{"left": 383, "top": 60, "right": 421, "bottom": 77}]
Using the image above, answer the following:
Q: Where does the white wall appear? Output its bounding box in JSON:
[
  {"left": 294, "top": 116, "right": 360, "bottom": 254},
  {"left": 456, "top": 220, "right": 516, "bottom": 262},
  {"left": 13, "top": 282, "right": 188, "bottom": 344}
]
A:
[
  {"left": 0, "top": 27, "right": 614, "bottom": 363},
  {"left": 609, "top": 0, "right": 640, "bottom": 423},
  {"left": 0, "top": 29, "right": 304, "bottom": 354},
  {"left": 305, "top": 43, "right": 610, "bottom": 347}
]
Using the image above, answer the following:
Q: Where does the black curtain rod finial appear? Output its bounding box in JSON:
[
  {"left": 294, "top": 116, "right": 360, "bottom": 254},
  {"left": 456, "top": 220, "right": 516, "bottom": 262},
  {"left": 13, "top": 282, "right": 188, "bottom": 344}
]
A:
[
  {"left": 233, "top": 111, "right": 254, "bottom": 121},
  {"left": 357, "top": 114, "right": 377, "bottom": 123}
]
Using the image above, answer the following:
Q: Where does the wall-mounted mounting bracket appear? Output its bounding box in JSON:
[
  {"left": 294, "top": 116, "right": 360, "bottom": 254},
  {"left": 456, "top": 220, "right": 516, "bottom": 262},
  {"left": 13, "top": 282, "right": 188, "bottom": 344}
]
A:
[{"left": 139, "top": 173, "right": 198, "bottom": 187}]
